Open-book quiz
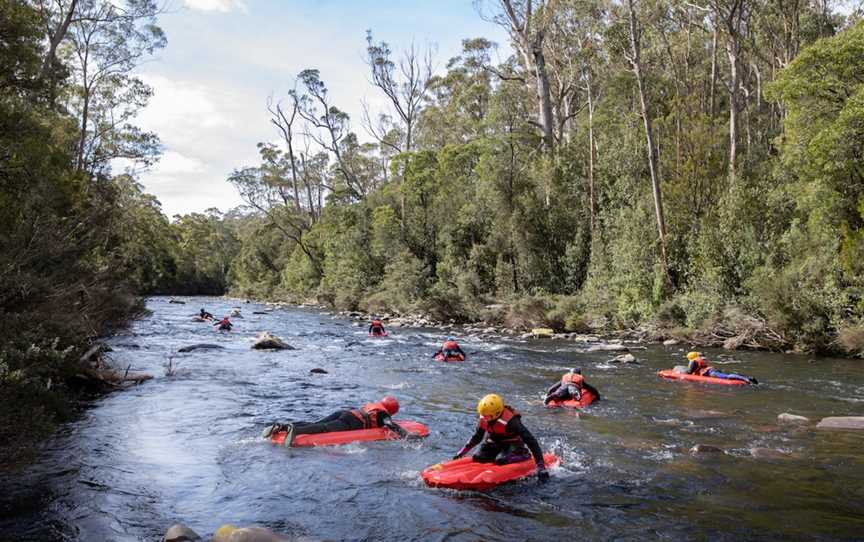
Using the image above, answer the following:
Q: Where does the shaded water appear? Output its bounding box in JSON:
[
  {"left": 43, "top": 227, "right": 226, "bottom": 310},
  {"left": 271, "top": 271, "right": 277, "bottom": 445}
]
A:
[{"left": 2, "top": 297, "right": 863, "bottom": 541}]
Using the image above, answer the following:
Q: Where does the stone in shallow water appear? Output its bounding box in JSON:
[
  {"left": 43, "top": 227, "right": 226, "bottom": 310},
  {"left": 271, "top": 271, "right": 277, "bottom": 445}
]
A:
[
  {"left": 777, "top": 413, "right": 810, "bottom": 424},
  {"left": 816, "top": 416, "right": 864, "bottom": 430},
  {"left": 164, "top": 523, "right": 202, "bottom": 541},
  {"left": 611, "top": 353, "right": 638, "bottom": 364},
  {"left": 689, "top": 444, "right": 724, "bottom": 455},
  {"left": 177, "top": 343, "right": 223, "bottom": 353},
  {"left": 587, "top": 343, "right": 629, "bottom": 352},
  {"left": 310, "top": 368, "right": 328, "bottom": 374},
  {"left": 749, "top": 447, "right": 791, "bottom": 460},
  {"left": 252, "top": 332, "right": 294, "bottom": 350}
]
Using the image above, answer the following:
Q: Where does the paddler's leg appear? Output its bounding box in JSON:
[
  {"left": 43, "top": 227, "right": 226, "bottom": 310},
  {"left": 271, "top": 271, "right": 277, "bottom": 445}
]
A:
[
  {"left": 293, "top": 411, "right": 364, "bottom": 435},
  {"left": 494, "top": 444, "right": 531, "bottom": 465},
  {"left": 472, "top": 441, "right": 503, "bottom": 463}
]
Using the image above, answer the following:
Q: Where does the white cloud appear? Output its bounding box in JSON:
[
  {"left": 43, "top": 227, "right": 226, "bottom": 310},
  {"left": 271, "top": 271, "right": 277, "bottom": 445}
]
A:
[
  {"left": 183, "top": 0, "right": 247, "bottom": 13},
  {"left": 153, "top": 151, "right": 206, "bottom": 175}
]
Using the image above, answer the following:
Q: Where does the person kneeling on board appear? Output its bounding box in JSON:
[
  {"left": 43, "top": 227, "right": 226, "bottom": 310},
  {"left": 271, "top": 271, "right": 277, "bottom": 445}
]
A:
[
  {"left": 453, "top": 394, "right": 549, "bottom": 483},
  {"left": 261, "top": 396, "right": 409, "bottom": 446},
  {"left": 368, "top": 317, "right": 386, "bottom": 336},
  {"left": 214, "top": 316, "right": 232, "bottom": 331},
  {"left": 543, "top": 368, "right": 601, "bottom": 404}
]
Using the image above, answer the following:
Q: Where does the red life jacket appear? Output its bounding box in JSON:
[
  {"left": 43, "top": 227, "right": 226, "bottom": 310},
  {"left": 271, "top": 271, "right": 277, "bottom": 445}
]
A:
[
  {"left": 371, "top": 319, "right": 383, "bottom": 327},
  {"left": 561, "top": 373, "right": 584, "bottom": 386},
  {"left": 478, "top": 406, "right": 522, "bottom": 444},
  {"left": 443, "top": 340, "right": 459, "bottom": 351},
  {"left": 691, "top": 357, "right": 711, "bottom": 376},
  {"left": 350, "top": 402, "right": 387, "bottom": 429}
]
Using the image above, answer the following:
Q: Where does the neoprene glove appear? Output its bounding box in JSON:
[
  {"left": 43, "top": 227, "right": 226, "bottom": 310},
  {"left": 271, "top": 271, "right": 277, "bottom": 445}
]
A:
[{"left": 537, "top": 468, "right": 550, "bottom": 484}]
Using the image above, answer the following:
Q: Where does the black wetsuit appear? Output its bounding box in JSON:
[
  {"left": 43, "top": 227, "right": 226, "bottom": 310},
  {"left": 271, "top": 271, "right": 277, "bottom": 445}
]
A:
[
  {"left": 200, "top": 310, "right": 213, "bottom": 319},
  {"left": 461, "top": 416, "right": 545, "bottom": 468},
  {"left": 544, "top": 381, "right": 601, "bottom": 403},
  {"left": 291, "top": 409, "right": 407, "bottom": 437},
  {"left": 368, "top": 324, "right": 386, "bottom": 336}
]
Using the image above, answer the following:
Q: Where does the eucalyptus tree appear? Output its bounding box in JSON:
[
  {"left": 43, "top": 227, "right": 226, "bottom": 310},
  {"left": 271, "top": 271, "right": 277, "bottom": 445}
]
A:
[{"left": 479, "top": 0, "right": 557, "bottom": 152}]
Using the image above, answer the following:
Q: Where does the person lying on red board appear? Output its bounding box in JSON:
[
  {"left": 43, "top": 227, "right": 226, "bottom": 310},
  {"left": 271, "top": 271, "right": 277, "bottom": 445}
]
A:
[
  {"left": 686, "top": 352, "right": 757, "bottom": 384},
  {"left": 260, "top": 396, "right": 409, "bottom": 446},
  {"left": 543, "top": 368, "right": 601, "bottom": 404}
]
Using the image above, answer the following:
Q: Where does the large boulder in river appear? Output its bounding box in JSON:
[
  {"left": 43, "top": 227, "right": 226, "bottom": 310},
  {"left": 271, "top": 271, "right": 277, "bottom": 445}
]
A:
[
  {"left": 213, "top": 524, "right": 291, "bottom": 542},
  {"left": 816, "top": 416, "right": 864, "bottom": 430},
  {"left": 164, "top": 524, "right": 202, "bottom": 542},
  {"left": 252, "top": 332, "right": 294, "bottom": 350}
]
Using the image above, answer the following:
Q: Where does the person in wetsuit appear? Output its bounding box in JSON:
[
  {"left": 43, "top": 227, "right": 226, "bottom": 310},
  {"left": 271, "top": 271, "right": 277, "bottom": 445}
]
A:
[
  {"left": 452, "top": 393, "right": 550, "bottom": 483},
  {"left": 214, "top": 316, "right": 232, "bottom": 331},
  {"left": 433, "top": 337, "right": 466, "bottom": 360},
  {"left": 199, "top": 308, "right": 214, "bottom": 320},
  {"left": 686, "top": 351, "right": 757, "bottom": 384},
  {"left": 543, "top": 368, "right": 601, "bottom": 404},
  {"left": 368, "top": 317, "right": 386, "bottom": 336},
  {"left": 261, "top": 396, "right": 410, "bottom": 446}
]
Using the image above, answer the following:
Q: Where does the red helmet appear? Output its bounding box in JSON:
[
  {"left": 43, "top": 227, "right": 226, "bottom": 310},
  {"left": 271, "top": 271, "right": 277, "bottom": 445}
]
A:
[{"left": 381, "top": 396, "right": 399, "bottom": 415}]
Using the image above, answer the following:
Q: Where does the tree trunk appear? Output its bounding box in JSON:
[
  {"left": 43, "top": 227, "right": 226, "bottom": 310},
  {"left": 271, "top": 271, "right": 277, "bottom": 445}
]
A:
[
  {"left": 586, "top": 70, "right": 596, "bottom": 233},
  {"left": 627, "top": 0, "right": 668, "bottom": 270},
  {"left": 40, "top": 0, "right": 79, "bottom": 85},
  {"left": 709, "top": 23, "right": 719, "bottom": 119},
  {"left": 532, "top": 38, "right": 556, "bottom": 153},
  {"left": 726, "top": 35, "right": 740, "bottom": 183}
]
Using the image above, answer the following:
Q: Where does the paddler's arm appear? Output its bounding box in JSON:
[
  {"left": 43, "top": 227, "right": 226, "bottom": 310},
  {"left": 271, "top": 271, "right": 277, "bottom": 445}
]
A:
[
  {"left": 453, "top": 426, "right": 484, "bottom": 459},
  {"left": 508, "top": 417, "right": 545, "bottom": 469},
  {"left": 380, "top": 413, "right": 409, "bottom": 438}
]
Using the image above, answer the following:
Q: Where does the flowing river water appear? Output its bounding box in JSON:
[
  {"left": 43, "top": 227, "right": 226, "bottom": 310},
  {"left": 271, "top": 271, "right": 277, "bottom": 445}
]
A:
[{"left": 2, "top": 296, "right": 864, "bottom": 541}]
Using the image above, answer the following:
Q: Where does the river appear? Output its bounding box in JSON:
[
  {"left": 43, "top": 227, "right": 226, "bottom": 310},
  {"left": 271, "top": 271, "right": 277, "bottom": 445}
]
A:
[{"left": 1, "top": 296, "right": 863, "bottom": 541}]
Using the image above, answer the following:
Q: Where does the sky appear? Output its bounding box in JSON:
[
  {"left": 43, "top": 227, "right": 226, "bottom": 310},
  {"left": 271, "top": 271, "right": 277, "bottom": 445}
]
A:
[{"left": 133, "top": 0, "right": 511, "bottom": 217}]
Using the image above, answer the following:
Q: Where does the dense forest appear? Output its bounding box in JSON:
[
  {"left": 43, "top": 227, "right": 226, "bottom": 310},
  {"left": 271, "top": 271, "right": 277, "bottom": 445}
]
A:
[
  {"left": 1, "top": 0, "right": 863, "bottom": 461},
  {"left": 218, "top": 0, "right": 864, "bottom": 358}
]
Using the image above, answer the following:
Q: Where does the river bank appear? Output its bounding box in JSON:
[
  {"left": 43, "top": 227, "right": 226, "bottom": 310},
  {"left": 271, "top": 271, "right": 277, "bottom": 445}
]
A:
[{"left": 229, "top": 293, "right": 848, "bottom": 360}]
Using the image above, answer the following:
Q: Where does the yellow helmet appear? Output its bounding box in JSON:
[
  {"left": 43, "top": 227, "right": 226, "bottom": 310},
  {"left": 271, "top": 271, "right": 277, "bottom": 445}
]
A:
[
  {"left": 477, "top": 394, "right": 504, "bottom": 418},
  {"left": 687, "top": 351, "right": 701, "bottom": 361}
]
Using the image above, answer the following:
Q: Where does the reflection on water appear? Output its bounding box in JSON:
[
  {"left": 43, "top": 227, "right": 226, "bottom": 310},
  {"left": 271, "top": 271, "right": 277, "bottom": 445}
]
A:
[{"left": 1, "top": 297, "right": 863, "bottom": 541}]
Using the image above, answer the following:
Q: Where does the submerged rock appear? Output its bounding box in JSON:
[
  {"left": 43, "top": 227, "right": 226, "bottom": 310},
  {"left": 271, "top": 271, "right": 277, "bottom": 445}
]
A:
[
  {"left": 689, "top": 444, "right": 724, "bottom": 455},
  {"left": 168, "top": 298, "right": 186, "bottom": 304},
  {"left": 178, "top": 343, "right": 224, "bottom": 353},
  {"left": 816, "top": 416, "right": 864, "bottom": 430},
  {"left": 610, "top": 353, "right": 638, "bottom": 364},
  {"left": 749, "top": 447, "right": 791, "bottom": 460},
  {"left": 777, "top": 413, "right": 810, "bottom": 424},
  {"left": 310, "top": 368, "right": 328, "bottom": 374},
  {"left": 587, "top": 343, "right": 629, "bottom": 352},
  {"left": 252, "top": 332, "right": 294, "bottom": 350}
]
